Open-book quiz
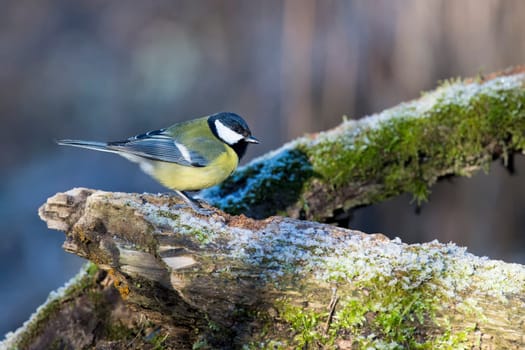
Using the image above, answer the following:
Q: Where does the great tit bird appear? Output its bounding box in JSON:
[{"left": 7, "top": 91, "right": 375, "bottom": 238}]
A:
[{"left": 57, "top": 112, "right": 259, "bottom": 215}]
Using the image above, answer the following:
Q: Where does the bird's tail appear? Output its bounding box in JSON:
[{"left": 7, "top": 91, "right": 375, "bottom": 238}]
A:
[{"left": 56, "top": 139, "right": 118, "bottom": 154}]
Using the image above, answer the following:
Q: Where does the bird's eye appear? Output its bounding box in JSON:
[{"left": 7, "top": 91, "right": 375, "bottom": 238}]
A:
[{"left": 235, "top": 126, "right": 245, "bottom": 134}]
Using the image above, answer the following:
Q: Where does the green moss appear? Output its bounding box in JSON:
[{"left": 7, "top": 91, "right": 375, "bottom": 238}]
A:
[
  {"left": 272, "top": 250, "right": 482, "bottom": 350},
  {"left": 14, "top": 263, "right": 99, "bottom": 349},
  {"left": 332, "top": 282, "right": 437, "bottom": 349},
  {"left": 182, "top": 224, "right": 216, "bottom": 244},
  {"left": 156, "top": 209, "right": 217, "bottom": 244},
  {"left": 157, "top": 209, "right": 179, "bottom": 221},
  {"left": 15, "top": 299, "right": 62, "bottom": 350},
  {"left": 147, "top": 332, "right": 169, "bottom": 350},
  {"left": 308, "top": 78, "right": 525, "bottom": 207},
  {"left": 275, "top": 281, "right": 472, "bottom": 349},
  {"left": 105, "top": 321, "right": 136, "bottom": 341},
  {"left": 206, "top": 75, "right": 525, "bottom": 218},
  {"left": 85, "top": 262, "right": 99, "bottom": 276},
  {"left": 8, "top": 262, "right": 147, "bottom": 349},
  {"left": 279, "top": 302, "right": 328, "bottom": 348}
]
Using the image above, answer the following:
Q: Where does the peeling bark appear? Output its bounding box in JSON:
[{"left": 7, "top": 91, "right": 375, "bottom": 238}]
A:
[{"left": 2, "top": 188, "right": 522, "bottom": 349}]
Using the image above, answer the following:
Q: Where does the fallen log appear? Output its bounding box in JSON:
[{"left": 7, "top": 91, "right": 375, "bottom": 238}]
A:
[{"left": 3, "top": 188, "right": 522, "bottom": 349}]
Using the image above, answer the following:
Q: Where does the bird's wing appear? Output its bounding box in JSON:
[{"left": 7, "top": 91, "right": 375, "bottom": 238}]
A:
[{"left": 107, "top": 128, "right": 209, "bottom": 167}]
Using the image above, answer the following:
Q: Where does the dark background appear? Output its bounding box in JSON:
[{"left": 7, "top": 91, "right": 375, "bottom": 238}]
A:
[{"left": 2, "top": 0, "right": 525, "bottom": 336}]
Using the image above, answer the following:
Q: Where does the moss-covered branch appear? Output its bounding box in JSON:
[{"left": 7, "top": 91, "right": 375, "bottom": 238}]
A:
[
  {"left": 4, "top": 188, "right": 523, "bottom": 349},
  {"left": 203, "top": 67, "right": 525, "bottom": 220}
]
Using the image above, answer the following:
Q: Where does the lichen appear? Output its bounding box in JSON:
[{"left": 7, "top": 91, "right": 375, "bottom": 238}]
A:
[
  {"left": 266, "top": 236, "right": 524, "bottom": 349},
  {"left": 137, "top": 202, "right": 224, "bottom": 246},
  {"left": 131, "top": 192, "right": 525, "bottom": 348}
]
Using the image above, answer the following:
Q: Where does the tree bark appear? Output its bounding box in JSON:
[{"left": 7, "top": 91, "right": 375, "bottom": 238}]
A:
[{"left": 2, "top": 188, "right": 523, "bottom": 349}]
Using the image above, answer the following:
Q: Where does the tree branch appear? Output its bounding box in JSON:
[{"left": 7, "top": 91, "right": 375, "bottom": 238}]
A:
[{"left": 203, "top": 67, "right": 525, "bottom": 220}]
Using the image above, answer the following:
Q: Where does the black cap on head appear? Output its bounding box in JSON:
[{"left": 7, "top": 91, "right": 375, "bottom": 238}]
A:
[{"left": 208, "top": 112, "right": 258, "bottom": 159}]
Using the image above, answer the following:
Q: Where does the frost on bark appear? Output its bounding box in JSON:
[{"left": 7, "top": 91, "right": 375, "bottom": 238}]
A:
[
  {"left": 1, "top": 188, "right": 522, "bottom": 349},
  {"left": 203, "top": 67, "right": 525, "bottom": 220},
  {"left": 2, "top": 67, "right": 525, "bottom": 349}
]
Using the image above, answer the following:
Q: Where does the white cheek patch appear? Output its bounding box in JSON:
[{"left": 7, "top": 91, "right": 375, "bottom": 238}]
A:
[
  {"left": 215, "top": 120, "right": 245, "bottom": 145},
  {"left": 174, "top": 141, "right": 192, "bottom": 163}
]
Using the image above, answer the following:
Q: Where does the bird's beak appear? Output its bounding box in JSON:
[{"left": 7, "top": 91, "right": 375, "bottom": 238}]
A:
[{"left": 245, "top": 135, "right": 260, "bottom": 144}]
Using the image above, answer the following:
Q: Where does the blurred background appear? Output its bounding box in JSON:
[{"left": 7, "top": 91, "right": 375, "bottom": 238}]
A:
[{"left": 2, "top": 0, "right": 525, "bottom": 336}]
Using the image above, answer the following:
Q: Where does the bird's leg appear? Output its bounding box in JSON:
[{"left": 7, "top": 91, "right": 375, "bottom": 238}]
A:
[{"left": 174, "top": 190, "right": 214, "bottom": 216}]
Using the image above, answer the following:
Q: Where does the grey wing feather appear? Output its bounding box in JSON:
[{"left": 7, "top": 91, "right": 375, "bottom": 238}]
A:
[{"left": 107, "top": 129, "right": 208, "bottom": 167}]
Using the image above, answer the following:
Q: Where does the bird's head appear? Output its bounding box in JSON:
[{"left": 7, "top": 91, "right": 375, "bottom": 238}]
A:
[{"left": 208, "top": 112, "right": 259, "bottom": 146}]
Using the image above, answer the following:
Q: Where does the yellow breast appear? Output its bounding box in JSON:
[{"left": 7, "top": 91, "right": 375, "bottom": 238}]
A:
[{"left": 152, "top": 146, "right": 238, "bottom": 191}]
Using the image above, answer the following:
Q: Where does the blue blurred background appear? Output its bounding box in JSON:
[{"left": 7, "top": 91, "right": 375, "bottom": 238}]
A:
[{"left": 2, "top": 0, "right": 525, "bottom": 336}]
